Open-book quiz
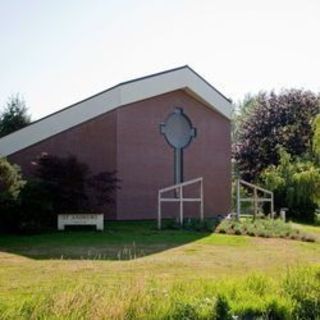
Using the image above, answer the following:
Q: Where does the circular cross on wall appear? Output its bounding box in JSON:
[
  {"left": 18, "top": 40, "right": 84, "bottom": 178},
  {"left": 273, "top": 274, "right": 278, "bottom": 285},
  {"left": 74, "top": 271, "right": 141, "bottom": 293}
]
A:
[
  {"left": 160, "top": 108, "right": 196, "bottom": 184},
  {"left": 160, "top": 108, "right": 196, "bottom": 149}
]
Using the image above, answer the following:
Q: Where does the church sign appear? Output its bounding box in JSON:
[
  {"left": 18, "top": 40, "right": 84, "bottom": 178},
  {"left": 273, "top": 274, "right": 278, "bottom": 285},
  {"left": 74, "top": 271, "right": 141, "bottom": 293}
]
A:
[{"left": 57, "top": 214, "right": 104, "bottom": 231}]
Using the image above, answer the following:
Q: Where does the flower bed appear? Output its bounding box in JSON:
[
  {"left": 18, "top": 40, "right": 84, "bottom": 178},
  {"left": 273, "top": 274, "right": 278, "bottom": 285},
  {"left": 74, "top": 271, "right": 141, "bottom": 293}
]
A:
[{"left": 215, "top": 218, "right": 316, "bottom": 242}]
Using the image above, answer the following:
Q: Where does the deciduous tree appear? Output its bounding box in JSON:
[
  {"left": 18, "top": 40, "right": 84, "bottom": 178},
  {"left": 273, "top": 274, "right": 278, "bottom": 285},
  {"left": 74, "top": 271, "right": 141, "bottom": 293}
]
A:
[
  {"left": 235, "top": 90, "right": 320, "bottom": 180},
  {"left": 261, "top": 148, "right": 320, "bottom": 221}
]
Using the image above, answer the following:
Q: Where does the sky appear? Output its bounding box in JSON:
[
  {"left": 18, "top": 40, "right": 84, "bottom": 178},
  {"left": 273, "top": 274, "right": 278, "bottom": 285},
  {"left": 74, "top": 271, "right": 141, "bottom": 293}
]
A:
[{"left": 0, "top": 0, "right": 320, "bottom": 120}]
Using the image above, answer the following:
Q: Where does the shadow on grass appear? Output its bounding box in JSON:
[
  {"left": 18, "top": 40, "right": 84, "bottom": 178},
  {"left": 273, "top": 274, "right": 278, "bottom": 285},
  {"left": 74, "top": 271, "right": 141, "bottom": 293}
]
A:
[{"left": 0, "top": 220, "right": 209, "bottom": 261}]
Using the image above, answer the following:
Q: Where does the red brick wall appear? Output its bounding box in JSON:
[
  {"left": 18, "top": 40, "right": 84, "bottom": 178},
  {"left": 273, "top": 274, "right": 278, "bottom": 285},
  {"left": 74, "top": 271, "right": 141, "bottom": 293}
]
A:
[
  {"left": 9, "top": 110, "right": 118, "bottom": 219},
  {"left": 116, "top": 90, "right": 231, "bottom": 219},
  {"left": 9, "top": 89, "right": 231, "bottom": 220}
]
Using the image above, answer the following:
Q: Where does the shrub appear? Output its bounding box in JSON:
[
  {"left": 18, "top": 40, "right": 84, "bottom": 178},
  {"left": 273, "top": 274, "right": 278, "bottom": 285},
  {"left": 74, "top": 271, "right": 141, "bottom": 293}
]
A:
[
  {"left": 0, "top": 157, "right": 25, "bottom": 201},
  {"left": 5, "top": 154, "right": 91, "bottom": 233},
  {"left": 315, "top": 211, "right": 320, "bottom": 226},
  {"left": 162, "top": 218, "right": 219, "bottom": 232},
  {"left": 33, "top": 153, "right": 119, "bottom": 213},
  {"left": 0, "top": 157, "right": 25, "bottom": 232},
  {"left": 87, "top": 171, "right": 119, "bottom": 208},
  {"left": 2, "top": 154, "right": 119, "bottom": 233},
  {"left": 215, "top": 217, "right": 316, "bottom": 243},
  {"left": 162, "top": 218, "right": 181, "bottom": 230},
  {"left": 16, "top": 179, "right": 55, "bottom": 233},
  {"left": 214, "top": 294, "right": 231, "bottom": 320},
  {"left": 33, "top": 153, "right": 90, "bottom": 213}
]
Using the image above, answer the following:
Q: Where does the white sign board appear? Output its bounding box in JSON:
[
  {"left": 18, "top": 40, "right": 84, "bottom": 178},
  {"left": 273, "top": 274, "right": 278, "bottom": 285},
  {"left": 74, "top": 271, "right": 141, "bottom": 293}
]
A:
[{"left": 58, "top": 214, "right": 104, "bottom": 231}]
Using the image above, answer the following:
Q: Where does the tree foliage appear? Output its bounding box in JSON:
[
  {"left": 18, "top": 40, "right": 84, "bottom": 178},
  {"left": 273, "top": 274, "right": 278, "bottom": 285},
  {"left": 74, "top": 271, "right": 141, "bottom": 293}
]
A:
[
  {"left": 0, "top": 94, "right": 31, "bottom": 138},
  {"left": 232, "top": 94, "right": 257, "bottom": 145},
  {"left": 0, "top": 157, "right": 26, "bottom": 232},
  {"left": 0, "top": 154, "right": 119, "bottom": 233},
  {"left": 87, "top": 171, "right": 120, "bottom": 207},
  {"left": 261, "top": 148, "right": 320, "bottom": 221},
  {"left": 312, "top": 114, "right": 320, "bottom": 159},
  {"left": 33, "top": 153, "right": 90, "bottom": 213},
  {"left": 235, "top": 90, "right": 320, "bottom": 180},
  {"left": 0, "top": 157, "right": 25, "bottom": 202},
  {"left": 32, "top": 153, "right": 119, "bottom": 213}
]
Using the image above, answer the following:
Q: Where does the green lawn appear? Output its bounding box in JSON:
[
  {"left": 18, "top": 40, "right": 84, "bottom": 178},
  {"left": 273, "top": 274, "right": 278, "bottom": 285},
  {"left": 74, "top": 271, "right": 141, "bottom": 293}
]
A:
[{"left": 0, "top": 221, "right": 319, "bottom": 319}]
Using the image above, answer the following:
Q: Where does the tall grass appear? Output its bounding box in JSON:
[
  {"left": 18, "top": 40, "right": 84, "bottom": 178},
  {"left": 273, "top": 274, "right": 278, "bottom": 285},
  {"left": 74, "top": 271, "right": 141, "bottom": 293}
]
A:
[{"left": 1, "top": 266, "right": 319, "bottom": 319}]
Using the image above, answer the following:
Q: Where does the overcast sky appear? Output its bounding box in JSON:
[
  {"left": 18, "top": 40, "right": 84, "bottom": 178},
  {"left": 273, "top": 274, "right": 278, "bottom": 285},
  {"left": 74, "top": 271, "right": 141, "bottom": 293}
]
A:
[{"left": 1, "top": 0, "right": 319, "bottom": 119}]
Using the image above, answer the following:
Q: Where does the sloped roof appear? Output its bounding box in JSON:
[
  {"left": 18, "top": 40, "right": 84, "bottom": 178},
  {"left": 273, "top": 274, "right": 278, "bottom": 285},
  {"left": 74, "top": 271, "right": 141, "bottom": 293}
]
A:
[{"left": 0, "top": 65, "right": 232, "bottom": 156}]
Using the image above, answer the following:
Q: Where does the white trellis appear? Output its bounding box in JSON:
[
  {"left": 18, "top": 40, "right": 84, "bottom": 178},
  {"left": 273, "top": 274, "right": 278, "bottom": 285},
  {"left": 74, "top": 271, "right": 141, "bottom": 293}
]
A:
[
  {"left": 236, "top": 179, "right": 274, "bottom": 218},
  {"left": 158, "top": 177, "right": 204, "bottom": 229}
]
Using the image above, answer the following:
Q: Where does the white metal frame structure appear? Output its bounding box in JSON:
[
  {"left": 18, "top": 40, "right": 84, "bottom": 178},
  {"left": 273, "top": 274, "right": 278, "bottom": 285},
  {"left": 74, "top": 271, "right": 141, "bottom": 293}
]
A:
[
  {"left": 236, "top": 179, "right": 274, "bottom": 218},
  {"left": 158, "top": 177, "right": 204, "bottom": 229}
]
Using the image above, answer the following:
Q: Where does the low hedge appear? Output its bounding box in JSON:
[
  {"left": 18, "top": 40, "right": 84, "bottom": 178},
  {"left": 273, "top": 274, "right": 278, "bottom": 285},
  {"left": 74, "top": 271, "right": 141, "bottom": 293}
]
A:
[
  {"left": 162, "top": 218, "right": 219, "bottom": 232},
  {"left": 215, "top": 217, "right": 316, "bottom": 242}
]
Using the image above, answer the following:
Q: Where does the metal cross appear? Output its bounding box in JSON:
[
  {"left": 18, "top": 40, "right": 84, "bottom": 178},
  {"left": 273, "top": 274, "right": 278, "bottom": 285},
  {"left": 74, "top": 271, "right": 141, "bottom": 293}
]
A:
[{"left": 160, "top": 108, "right": 196, "bottom": 184}]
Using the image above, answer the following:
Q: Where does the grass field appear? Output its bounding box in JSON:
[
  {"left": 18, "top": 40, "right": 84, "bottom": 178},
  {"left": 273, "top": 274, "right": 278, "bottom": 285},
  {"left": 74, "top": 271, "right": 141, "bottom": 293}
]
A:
[
  {"left": 0, "top": 221, "right": 319, "bottom": 319},
  {"left": 292, "top": 222, "right": 320, "bottom": 240}
]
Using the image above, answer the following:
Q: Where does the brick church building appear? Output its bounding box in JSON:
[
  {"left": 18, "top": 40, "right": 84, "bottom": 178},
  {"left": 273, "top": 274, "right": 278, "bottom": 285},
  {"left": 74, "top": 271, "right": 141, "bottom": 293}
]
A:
[{"left": 0, "top": 66, "right": 232, "bottom": 220}]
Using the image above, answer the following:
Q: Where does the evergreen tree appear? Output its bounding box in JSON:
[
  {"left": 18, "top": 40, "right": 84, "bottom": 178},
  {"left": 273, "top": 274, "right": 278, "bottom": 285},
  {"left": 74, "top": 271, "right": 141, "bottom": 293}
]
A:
[{"left": 0, "top": 94, "right": 31, "bottom": 138}]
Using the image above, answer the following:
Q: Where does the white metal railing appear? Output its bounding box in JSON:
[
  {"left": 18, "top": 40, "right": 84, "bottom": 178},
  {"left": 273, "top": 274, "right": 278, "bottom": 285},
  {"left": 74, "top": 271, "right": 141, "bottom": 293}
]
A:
[
  {"left": 158, "top": 177, "right": 204, "bottom": 229},
  {"left": 236, "top": 179, "right": 274, "bottom": 218}
]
